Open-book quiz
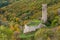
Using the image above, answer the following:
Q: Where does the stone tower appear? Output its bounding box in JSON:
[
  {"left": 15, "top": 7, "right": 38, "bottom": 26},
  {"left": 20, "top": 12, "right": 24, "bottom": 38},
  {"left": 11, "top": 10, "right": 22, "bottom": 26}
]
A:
[{"left": 42, "top": 4, "right": 47, "bottom": 23}]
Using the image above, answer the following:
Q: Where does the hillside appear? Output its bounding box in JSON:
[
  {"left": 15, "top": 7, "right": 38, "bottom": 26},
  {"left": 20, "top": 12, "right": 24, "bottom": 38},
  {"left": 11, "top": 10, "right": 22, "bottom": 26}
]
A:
[
  {"left": 0, "top": 0, "right": 60, "bottom": 40},
  {"left": 0, "top": 0, "right": 60, "bottom": 25}
]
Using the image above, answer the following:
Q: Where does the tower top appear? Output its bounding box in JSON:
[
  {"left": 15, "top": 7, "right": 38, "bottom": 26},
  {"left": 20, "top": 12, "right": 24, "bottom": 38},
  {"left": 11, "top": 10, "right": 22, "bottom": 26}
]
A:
[{"left": 42, "top": 4, "right": 47, "bottom": 7}]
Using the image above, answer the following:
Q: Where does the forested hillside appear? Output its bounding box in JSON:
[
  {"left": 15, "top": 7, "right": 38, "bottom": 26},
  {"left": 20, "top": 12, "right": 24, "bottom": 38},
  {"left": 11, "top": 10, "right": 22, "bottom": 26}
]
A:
[
  {"left": 0, "top": 0, "right": 60, "bottom": 40},
  {"left": 0, "top": 0, "right": 20, "bottom": 8}
]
